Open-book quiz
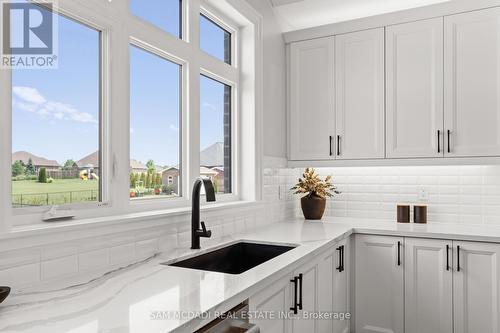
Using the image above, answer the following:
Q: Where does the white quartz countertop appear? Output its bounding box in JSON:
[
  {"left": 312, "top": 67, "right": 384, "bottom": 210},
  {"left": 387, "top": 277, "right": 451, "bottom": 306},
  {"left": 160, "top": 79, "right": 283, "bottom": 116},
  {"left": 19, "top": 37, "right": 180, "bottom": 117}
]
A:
[{"left": 2, "top": 217, "right": 500, "bottom": 333}]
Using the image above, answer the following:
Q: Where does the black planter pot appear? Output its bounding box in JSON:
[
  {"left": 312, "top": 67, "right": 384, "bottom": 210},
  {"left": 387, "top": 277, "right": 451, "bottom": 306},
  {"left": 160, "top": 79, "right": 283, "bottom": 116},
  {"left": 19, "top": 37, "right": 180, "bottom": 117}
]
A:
[{"left": 301, "top": 195, "right": 326, "bottom": 220}]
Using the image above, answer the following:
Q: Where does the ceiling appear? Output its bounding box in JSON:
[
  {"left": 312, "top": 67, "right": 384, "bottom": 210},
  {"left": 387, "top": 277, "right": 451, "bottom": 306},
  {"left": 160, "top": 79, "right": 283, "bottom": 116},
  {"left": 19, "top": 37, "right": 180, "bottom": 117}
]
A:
[{"left": 269, "top": 0, "right": 451, "bottom": 32}]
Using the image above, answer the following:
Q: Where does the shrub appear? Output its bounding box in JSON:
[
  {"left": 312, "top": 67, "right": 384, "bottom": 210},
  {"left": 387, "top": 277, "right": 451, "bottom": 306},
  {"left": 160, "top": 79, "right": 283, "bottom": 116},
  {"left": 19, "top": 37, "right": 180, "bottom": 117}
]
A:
[
  {"left": 38, "top": 168, "right": 47, "bottom": 183},
  {"left": 12, "top": 160, "right": 25, "bottom": 177}
]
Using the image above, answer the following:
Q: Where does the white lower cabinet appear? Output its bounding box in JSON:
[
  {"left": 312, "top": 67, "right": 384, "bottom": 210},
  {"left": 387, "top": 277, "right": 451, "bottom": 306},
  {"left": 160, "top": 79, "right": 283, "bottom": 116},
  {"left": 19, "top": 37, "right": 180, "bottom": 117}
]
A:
[
  {"left": 250, "top": 239, "right": 349, "bottom": 333},
  {"left": 404, "top": 238, "right": 453, "bottom": 333},
  {"left": 355, "top": 235, "right": 500, "bottom": 333},
  {"left": 354, "top": 234, "right": 404, "bottom": 333},
  {"left": 249, "top": 274, "right": 292, "bottom": 333},
  {"left": 453, "top": 241, "right": 500, "bottom": 333}
]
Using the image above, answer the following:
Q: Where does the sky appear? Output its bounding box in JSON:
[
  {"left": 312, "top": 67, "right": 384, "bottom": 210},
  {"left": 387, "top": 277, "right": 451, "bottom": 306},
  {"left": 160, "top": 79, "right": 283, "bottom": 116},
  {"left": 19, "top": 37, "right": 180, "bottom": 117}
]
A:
[{"left": 12, "top": 0, "right": 230, "bottom": 167}]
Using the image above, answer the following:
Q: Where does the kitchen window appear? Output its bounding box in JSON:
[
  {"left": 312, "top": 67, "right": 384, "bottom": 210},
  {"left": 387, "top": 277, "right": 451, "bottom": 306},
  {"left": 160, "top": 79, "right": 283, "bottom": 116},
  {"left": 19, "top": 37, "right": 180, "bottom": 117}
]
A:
[
  {"left": 129, "top": 0, "right": 182, "bottom": 39},
  {"left": 11, "top": 10, "right": 101, "bottom": 208},
  {"left": 0, "top": 0, "right": 261, "bottom": 227},
  {"left": 200, "top": 14, "right": 232, "bottom": 65},
  {"left": 129, "top": 45, "right": 182, "bottom": 200},
  {"left": 200, "top": 75, "right": 232, "bottom": 194}
]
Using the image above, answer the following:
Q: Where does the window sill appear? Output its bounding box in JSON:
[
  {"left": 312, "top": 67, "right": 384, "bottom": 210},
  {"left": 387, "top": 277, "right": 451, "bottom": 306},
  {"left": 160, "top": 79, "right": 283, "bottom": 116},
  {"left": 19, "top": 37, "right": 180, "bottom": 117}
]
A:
[{"left": 1, "top": 200, "right": 260, "bottom": 241}]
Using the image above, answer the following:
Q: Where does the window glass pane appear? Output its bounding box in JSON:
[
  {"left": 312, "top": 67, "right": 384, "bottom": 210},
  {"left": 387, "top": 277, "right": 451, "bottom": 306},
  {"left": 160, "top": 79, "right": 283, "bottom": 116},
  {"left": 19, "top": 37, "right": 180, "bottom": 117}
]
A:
[
  {"left": 200, "top": 75, "right": 231, "bottom": 194},
  {"left": 200, "top": 14, "right": 231, "bottom": 64},
  {"left": 130, "top": 46, "right": 181, "bottom": 199},
  {"left": 11, "top": 12, "right": 100, "bottom": 208},
  {"left": 130, "top": 0, "right": 182, "bottom": 38}
]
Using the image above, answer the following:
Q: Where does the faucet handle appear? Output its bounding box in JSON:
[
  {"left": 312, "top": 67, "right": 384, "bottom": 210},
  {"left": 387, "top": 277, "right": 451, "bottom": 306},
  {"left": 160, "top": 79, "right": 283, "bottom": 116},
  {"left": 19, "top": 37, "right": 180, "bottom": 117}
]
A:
[{"left": 200, "top": 221, "right": 212, "bottom": 238}]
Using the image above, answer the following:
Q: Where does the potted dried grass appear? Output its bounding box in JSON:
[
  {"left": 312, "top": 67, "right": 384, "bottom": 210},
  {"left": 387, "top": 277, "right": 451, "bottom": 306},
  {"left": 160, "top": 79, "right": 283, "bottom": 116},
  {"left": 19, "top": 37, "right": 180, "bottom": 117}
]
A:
[{"left": 291, "top": 168, "right": 340, "bottom": 220}]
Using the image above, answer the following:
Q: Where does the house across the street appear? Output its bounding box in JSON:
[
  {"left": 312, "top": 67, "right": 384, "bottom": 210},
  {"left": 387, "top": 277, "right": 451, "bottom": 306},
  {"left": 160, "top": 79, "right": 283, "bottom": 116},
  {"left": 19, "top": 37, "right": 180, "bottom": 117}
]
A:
[{"left": 12, "top": 151, "right": 60, "bottom": 172}]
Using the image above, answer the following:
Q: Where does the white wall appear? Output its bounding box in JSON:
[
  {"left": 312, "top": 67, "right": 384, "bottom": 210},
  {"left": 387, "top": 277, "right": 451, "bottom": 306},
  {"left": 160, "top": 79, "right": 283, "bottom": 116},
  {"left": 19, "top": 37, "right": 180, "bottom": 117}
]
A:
[{"left": 247, "top": 0, "right": 287, "bottom": 159}]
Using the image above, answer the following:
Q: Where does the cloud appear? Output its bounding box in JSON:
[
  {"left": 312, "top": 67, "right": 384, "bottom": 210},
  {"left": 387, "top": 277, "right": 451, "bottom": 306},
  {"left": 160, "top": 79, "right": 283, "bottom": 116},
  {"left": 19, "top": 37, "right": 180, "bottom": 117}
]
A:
[
  {"left": 169, "top": 124, "right": 179, "bottom": 132},
  {"left": 12, "top": 86, "right": 98, "bottom": 124},
  {"left": 12, "top": 86, "right": 46, "bottom": 104}
]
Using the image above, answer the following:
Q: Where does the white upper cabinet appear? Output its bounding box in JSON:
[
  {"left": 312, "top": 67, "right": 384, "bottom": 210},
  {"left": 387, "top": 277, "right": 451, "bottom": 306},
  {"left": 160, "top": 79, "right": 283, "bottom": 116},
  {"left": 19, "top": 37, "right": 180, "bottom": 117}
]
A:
[
  {"left": 445, "top": 7, "right": 500, "bottom": 157},
  {"left": 453, "top": 241, "right": 500, "bottom": 333},
  {"left": 386, "top": 18, "right": 444, "bottom": 158},
  {"left": 335, "top": 28, "right": 385, "bottom": 159},
  {"left": 405, "top": 238, "right": 453, "bottom": 333},
  {"left": 289, "top": 37, "right": 335, "bottom": 160}
]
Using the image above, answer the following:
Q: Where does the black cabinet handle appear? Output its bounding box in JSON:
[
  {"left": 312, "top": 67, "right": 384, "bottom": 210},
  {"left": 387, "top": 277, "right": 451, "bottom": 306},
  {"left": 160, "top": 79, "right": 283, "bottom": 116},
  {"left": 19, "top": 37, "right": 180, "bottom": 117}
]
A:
[
  {"left": 336, "top": 246, "right": 342, "bottom": 271},
  {"left": 438, "top": 130, "right": 441, "bottom": 153},
  {"left": 341, "top": 245, "right": 345, "bottom": 272},
  {"left": 329, "top": 136, "right": 333, "bottom": 156},
  {"left": 397, "top": 241, "right": 401, "bottom": 266},
  {"left": 297, "top": 273, "right": 303, "bottom": 310},
  {"left": 447, "top": 130, "right": 451, "bottom": 153},
  {"left": 457, "top": 245, "right": 461, "bottom": 272},
  {"left": 290, "top": 276, "right": 298, "bottom": 314},
  {"left": 446, "top": 244, "right": 450, "bottom": 271},
  {"left": 337, "top": 135, "right": 341, "bottom": 156}
]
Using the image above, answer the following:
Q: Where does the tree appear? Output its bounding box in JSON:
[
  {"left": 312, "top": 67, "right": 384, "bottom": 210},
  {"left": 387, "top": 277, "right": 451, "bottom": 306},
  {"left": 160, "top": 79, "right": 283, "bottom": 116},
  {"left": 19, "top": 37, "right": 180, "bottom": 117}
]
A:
[
  {"left": 12, "top": 160, "right": 25, "bottom": 177},
  {"left": 25, "top": 158, "right": 36, "bottom": 175},
  {"left": 63, "top": 159, "right": 76, "bottom": 170},
  {"left": 129, "top": 173, "right": 135, "bottom": 188},
  {"left": 38, "top": 167, "right": 47, "bottom": 183},
  {"left": 140, "top": 172, "right": 146, "bottom": 186},
  {"left": 155, "top": 173, "right": 162, "bottom": 187},
  {"left": 145, "top": 173, "right": 152, "bottom": 188},
  {"left": 146, "top": 160, "right": 155, "bottom": 173}
]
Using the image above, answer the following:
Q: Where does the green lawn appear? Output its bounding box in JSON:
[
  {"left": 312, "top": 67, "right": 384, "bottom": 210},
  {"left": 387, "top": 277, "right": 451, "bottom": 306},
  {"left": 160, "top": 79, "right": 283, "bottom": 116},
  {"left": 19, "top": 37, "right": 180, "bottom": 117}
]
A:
[
  {"left": 12, "top": 179, "right": 98, "bottom": 194},
  {"left": 12, "top": 179, "right": 99, "bottom": 207}
]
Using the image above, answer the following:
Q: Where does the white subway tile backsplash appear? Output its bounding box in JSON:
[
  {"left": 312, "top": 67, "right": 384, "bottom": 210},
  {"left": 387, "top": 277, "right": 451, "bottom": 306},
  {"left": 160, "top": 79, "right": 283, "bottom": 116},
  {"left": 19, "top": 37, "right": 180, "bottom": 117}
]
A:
[
  {"left": 109, "top": 243, "right": 135, "bottom": 266},
  {"left": 79, "top": 249, "right": 109, "bottom": 272},
  {"left": 0, "top": 263, "right": 40, "bottom": 287},
  {"left": 41, "top": 255, "right": 78, "bottom": 280},
  {"left": 284, "top": 165, "right": 500, "bottom": 225}
]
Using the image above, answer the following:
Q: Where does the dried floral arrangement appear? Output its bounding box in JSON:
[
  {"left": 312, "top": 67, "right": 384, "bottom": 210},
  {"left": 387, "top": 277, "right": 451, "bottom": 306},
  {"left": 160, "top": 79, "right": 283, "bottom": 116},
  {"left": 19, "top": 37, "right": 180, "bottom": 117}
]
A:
[{"left": 291, "top": 168, "right": 340, "bottom": 199}]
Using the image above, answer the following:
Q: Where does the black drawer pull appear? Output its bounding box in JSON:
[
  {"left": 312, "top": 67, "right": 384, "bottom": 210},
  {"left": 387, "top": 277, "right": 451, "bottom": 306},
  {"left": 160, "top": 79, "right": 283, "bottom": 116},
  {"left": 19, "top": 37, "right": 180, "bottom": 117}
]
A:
[
  {"left": 297, "top": 273, "right": 303, "bottom": 310},
  {"left": 336, "top": 246, "right": 342, "bottom": 271},
  {"left": 457, "top": 245, "right": 461, "bottom": 272}
]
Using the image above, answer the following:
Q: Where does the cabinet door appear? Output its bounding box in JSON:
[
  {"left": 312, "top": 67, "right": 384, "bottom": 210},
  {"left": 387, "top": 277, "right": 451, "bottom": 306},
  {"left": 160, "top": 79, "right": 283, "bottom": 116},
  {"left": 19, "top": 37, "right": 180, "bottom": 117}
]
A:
[
  {"left": 453, "top": 241, "right": 500, "bottom": 333},
  {"left": 316, "top": 240, "right": 349, "bottom": 333},
  {"left": 444, "top": 8, "right": 500, "bottom": 157},
  {"left": 249, "top": 274, "right": 291, "bottom": 333},
  {"left": 354, "top": 234, "right": 404, "bottom": 333},
  {"left": 405, "top": 238, "right": 453, "bottom": 333},
  {"left": 291, "top": 258, "right": 318, "bottom": 333},
  {"left": 386, "top": 18, "right": 444, "bottom": 158},
  {"left": 335, "top": 28, "right": 385, "bottom": 159},
  {"left": 289, "top": 37, "right": 335, "bottom": 160}
]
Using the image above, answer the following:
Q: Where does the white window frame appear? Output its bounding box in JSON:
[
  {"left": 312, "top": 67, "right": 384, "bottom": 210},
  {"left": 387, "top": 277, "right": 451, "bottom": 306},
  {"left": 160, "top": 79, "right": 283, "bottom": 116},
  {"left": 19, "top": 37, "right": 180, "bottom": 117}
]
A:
[{"left": 0, "top": 0, "right": 263, "bottom": 230}]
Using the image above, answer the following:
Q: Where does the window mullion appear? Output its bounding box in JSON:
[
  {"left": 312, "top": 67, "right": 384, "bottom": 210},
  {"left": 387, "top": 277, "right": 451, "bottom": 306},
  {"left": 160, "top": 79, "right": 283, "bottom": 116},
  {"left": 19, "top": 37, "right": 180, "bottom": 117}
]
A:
[{"left": 0, "top": 67, "right": 12, "bottom": 233}]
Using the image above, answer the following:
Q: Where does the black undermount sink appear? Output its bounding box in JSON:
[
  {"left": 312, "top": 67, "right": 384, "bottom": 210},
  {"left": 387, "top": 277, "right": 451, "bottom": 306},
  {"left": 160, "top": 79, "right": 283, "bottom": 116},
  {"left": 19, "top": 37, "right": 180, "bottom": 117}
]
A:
[{"left": 166, "top": 242, "right": 297, "bottom": 274}]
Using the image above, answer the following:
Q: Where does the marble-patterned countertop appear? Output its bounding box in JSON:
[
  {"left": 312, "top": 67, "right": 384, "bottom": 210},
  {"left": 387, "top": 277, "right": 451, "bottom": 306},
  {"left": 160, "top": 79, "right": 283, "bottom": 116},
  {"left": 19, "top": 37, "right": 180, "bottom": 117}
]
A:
[{"left": 2, "top": 217, "right": 500, "bottom": 333}]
